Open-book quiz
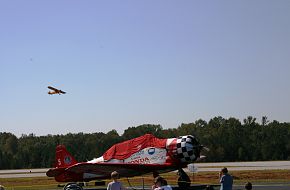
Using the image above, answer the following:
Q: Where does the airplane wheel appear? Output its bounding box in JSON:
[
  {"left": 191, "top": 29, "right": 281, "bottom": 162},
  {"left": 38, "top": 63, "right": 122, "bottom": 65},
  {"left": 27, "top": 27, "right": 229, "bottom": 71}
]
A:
[{"left": 63, "top": 183, "right": 83, "bottom": 190}]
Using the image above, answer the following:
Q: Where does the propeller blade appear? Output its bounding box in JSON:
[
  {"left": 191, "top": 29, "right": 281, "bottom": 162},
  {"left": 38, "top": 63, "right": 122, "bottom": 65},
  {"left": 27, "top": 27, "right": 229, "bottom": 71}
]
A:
[{"left": 202, "top": 146, "right": 210, "bottom": 151}]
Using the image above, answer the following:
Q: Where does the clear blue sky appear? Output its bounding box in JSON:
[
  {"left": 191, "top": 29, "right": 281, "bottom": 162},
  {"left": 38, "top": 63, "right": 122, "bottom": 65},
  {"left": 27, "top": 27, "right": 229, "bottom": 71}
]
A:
[{"left": 1, "top": 1, "right": 290, "bottom": 137}]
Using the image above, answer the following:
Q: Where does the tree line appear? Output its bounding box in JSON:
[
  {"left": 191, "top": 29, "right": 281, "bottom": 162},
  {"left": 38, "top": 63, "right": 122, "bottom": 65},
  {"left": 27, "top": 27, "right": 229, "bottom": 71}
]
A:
[{"left": 0, "top": 116, "right": 289, "bottom": 169}]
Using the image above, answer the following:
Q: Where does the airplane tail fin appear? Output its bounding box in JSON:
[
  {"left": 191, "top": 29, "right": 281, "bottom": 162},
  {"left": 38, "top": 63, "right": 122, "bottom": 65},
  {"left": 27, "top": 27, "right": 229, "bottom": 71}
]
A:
[{"left": 55, "top": 145, "right": 77, "bottom": 168}]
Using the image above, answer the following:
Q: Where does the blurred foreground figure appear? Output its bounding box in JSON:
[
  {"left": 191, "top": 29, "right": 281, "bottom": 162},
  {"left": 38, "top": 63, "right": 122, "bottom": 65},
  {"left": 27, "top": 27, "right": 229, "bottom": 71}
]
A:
[
  {"left": 152, "top": 176, "right": 172, "bottom": 190},
  {"left": 245, "top": 182, "right": 252, "bottom": 190}
]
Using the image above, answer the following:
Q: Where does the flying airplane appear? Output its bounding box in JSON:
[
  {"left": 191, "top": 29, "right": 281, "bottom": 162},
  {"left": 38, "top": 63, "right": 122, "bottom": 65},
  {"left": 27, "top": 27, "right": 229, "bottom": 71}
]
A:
[
  {"left": 46, "top": 134, "right": 206, "bottom": 189},
  {"left": 48, "top": 86, "right": 66, "bottom": 95}
]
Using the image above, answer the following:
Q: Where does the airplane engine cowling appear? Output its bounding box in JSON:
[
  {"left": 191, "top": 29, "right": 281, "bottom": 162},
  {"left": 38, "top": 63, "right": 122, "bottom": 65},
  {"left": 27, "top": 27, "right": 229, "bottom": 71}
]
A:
[{"left": 166, "top": 135, "right": 201, "bottom": 163}]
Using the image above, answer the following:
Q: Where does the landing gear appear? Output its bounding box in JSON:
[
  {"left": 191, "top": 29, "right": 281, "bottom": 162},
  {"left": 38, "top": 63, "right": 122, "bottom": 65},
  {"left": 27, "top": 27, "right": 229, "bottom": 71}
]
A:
[
  {"left": 177, "top": 168, "right": 191, "bottom": 188},
  {"left": 63, "top": 183, "right": 83, "bottom": 190}
]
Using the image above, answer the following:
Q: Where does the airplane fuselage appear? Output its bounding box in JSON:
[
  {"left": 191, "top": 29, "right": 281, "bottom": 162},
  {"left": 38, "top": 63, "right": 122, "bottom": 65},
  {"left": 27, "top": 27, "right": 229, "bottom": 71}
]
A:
[{"left": 47, "top": 134, "right": 203, "bottom": 182}]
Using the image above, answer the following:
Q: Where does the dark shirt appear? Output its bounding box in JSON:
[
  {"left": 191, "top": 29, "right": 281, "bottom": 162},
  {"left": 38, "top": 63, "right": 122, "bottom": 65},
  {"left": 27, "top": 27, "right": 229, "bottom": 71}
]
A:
[{"left": 220, "top": 173, "right": 233, "bottom": 190}]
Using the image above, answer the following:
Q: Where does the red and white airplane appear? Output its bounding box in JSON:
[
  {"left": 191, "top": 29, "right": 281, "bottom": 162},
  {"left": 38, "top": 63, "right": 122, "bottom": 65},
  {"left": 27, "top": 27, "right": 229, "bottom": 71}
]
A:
[{"left": 46, "top": 134, "right": 205, "bottom": 188}]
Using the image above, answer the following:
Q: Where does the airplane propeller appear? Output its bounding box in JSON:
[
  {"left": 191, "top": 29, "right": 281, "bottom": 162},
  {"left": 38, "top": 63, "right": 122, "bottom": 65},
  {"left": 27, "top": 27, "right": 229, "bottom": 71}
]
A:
[{"left": 202, "top": 146, "right": 210, "bottom": 152}]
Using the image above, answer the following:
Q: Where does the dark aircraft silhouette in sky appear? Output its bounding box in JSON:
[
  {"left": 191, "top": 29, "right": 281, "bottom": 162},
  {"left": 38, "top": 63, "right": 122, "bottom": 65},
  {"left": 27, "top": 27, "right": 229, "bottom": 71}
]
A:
[{"left": 48, "top": 86, "right": 66, "bottom": 95}]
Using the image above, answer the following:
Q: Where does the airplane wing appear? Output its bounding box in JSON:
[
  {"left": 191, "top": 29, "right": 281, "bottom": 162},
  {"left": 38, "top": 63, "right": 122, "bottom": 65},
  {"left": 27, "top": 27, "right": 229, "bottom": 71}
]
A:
[
  {"left": 48, "top": 86, "right": 66, "bottom": 94},
  {"left": 70, "top": 162, "right": 173, "bottom": 172},
  {"left": 69, "top": 162, "right": 175, "bottom": 178},
  {"left": 46, "top": 167, "right": 66, "bottom": 177},
  {"left": 48, "top": 86, "right": 58, "bottom": 91},
  {"left": 47, "top": 162, "right": 175, "bottom": 180}
]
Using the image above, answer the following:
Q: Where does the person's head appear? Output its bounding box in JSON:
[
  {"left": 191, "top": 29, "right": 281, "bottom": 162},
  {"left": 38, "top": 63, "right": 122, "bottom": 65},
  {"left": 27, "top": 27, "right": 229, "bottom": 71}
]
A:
[
  {"left": 206, "top": 185, "right": 214, "bottom": 190},
  {"left": 162, "top": 179, "right": 168, "bottom": 186},
  {"left": 221, "top": 167, "right": 228, "bottom": 174},
  {"left": 245, "top": 182, "right": 252, "bottom": 190},
  {"left": 111, "top": 171, "right": 119, "bottom": 180},
  {"left": 154, "top": 176, "right": 165, "bottom": 187}
]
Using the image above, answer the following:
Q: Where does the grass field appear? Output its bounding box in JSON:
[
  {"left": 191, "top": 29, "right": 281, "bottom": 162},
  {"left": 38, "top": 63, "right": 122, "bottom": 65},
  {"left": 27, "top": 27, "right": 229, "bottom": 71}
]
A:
[{"left": 1, "top": 170, "right": 290, "bottom": 190}]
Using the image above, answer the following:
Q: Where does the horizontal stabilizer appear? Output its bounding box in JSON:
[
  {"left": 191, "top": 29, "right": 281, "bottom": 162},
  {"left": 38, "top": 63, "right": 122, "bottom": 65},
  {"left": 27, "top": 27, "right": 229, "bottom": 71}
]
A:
[{"left": 46, "top": 168, "right": 66, "bottom": 177}]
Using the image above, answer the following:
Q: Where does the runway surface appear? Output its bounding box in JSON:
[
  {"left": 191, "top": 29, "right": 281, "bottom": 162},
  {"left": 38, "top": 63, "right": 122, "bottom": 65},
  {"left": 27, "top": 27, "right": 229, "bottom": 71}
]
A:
[
  {"left": 194, "top": 160, "right": 290, "bottom": 171},
  {"left": 1, "top": 161, "right": 290, "bottom": 178}
]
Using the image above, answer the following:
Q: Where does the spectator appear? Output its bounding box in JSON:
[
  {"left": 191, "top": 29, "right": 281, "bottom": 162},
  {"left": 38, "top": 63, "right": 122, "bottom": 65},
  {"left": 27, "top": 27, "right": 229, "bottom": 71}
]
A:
[
  {"left": 152, "top": 176, "right": 172, "bottom": 190},
  {"left": 151, "top": 172, "right": 160, "bottom": 189},
  {"left": 107, "top": 171, "right": 126, "bottom": 190},
  {"left": 219, "top": 167, "right": 233, "bottom": 190}
]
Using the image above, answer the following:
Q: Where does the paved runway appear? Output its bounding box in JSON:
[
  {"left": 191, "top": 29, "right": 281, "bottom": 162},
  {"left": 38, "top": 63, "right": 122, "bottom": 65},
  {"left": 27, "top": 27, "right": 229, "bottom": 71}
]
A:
[
  {"left": 0, "top": 168, "right": 47, "bottom": 178},
  {"left": 193, "top": 160, "right": 290, "bottom": 171}
]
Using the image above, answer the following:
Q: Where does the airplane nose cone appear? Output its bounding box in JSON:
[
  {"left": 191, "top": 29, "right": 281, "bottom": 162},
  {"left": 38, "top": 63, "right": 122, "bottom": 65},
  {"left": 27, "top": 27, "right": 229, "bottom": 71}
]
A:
[
  {"left": 167, "top": 135, "right": 201, "bottom": 163},
  {"left": 177, "top": 135, "right": 200, "bottom": 162}
]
